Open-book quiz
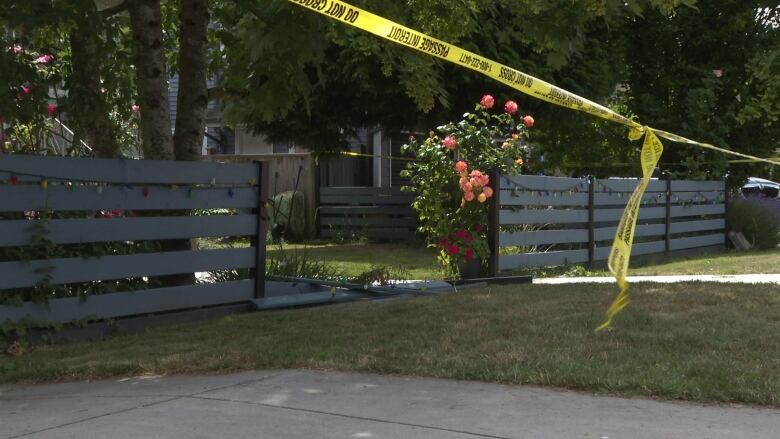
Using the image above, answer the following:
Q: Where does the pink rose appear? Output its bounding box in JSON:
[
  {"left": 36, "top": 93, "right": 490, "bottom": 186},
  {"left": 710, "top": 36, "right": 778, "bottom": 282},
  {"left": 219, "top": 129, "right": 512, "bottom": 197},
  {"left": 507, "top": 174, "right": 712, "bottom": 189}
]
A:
[
  {"left": 523, "top": 115, "right": 535, "bottom": 127},
  {"left": 459, "top": 176, "right": 468, "bottom": 186},
  {"left": 469, "top": 177, "right": 479, "bottom": 188},
  {"left": 442, "top": 136, "right": 457, "bottom": 150},
  {"left": 482, "top": 186, "right": 494, "bottom": 198},
  {"left": 462, "top": 182, "right": 473, "bottom": 193},
  {"left": 47, "top": 104, "right": 57, "bottom": 118},
  {"left": 504, "top": 100, "right": 518, "bottom": 115},
  {"left": 131, "top": 104, "right": 140, "bottom": 113},
  {"left": 464, "top": 191, "right": 475, "bottom": 202},
  {"left": 480, "top": 94, "right": 495, "bottom": 110},
  {"left": 455, "top": 161, "right": 468, "bottom": 173},
  {"left": 11, "top": 44, "right": 22, "bottom": 55},
  {"left": 35, "top": 54, "right": 53, "bottom": 64}
]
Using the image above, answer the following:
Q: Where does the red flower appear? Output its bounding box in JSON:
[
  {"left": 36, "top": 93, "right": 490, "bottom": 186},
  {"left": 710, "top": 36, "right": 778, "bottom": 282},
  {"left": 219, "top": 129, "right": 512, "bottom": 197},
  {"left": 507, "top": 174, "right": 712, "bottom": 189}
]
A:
[
  {"left": 473, "top": 224, "right": 483, "bottom": 232},
  {"left": 454, "top": 229, "right": 469, "bottom": 239},
  {"left": 448, "top": 244, "right": 460, "bottom": 256},
  {"left": 480, "top": 94, "right": 495, "bottom": 110},
  {"left": 455, "top": 161, "right": 468, "bottom": 173},
  {"left": 504, "top": 100, "right": 518, "bottom": 115},
  {"left": 17, "top": 86, "right": 30, "bottom": 100},
  {"left": 523, "top": 115, "right": 535, "bottom": 127},
  {"left": 465, "top": 248, "right": 474, "bottom": 261},
  {"left": 47, "top": 104, "right": 57, "bottom": 118},
  {"left": 442, "top": 136, "right": 457, "bottom": 150}
]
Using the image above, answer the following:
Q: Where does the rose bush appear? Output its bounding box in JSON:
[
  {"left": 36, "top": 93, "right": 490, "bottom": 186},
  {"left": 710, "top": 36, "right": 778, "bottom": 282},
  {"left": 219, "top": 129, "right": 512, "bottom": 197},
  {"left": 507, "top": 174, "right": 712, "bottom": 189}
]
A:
[{"left": 401, "top": 95, "right": 533, "bottom": 277}]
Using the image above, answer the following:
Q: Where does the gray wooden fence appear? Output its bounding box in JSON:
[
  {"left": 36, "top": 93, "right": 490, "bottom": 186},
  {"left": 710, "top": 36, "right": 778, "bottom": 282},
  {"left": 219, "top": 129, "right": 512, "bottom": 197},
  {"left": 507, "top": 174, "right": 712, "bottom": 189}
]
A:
[
  {"left": 490, "top": 174, "right": 727, "bottom": 272},
  {"left": 318, "top": 187, "right": 417, "bottom": 240},
  {"left": 0, "top": 154, "right": 268, "bottom": 325}
]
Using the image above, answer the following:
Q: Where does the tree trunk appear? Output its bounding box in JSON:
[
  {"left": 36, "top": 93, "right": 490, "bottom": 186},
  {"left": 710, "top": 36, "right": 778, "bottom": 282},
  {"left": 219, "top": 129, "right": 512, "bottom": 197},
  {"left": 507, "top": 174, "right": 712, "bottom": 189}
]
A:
[
  {"left": 127, "top": 0, "right": 174, "bottom": 160},
  {"left": 159, "top": 0, "right": 211, "bottom": 286},
  {"left": 69, "top": 4, "right": 119, "bottom": 158},
  {"left": 128, "top": 0, "right": 188, "bottom": 287},
  {"left": 174, "top": 0, "right": 209, "bottom": 161}
]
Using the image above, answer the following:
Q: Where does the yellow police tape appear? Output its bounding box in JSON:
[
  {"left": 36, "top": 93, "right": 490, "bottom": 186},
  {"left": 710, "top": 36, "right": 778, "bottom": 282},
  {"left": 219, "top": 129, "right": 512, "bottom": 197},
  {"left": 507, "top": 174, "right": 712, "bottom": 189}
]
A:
[{"left": 287, "top": 0, "right": 780, "bottom": 329}]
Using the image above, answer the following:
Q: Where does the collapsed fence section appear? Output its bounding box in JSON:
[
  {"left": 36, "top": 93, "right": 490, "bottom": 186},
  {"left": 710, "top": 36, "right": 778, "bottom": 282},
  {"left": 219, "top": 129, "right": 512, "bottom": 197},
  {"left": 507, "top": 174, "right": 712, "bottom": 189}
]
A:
[
  {"left": 0, "top": 155, "right": 268, "bottom": 325},
  {"left": 318, "top": 186, "right": 417, "bottom": 240},
  {"left": 492, "top": 174, "right": 726, "bottom": 273}
]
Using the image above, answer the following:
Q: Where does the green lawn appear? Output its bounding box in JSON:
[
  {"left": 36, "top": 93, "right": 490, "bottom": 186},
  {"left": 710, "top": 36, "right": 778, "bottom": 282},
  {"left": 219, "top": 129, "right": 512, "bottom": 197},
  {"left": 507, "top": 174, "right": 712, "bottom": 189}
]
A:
[
  {"left": 266, "top": 241, "right": 443, "bottom": 280},
  {"left": 614, "top": 249, "right": 780, "bottom": 276},
  {"left": 3, "top": 282, "right": 779, "bottom": 406},
  {"left": 201, "top": 237, "right": 780, "bottom": 280}
]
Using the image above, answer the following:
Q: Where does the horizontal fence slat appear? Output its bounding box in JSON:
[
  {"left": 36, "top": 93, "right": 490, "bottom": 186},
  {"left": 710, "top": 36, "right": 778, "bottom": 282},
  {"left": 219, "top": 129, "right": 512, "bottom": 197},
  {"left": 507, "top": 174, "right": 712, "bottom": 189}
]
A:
[
  {"left": 499, "top": 229, "right": 588, "bottom": 246},
  {"left": 320, "top": 217, "right": 417, "bottom": 227},
  {"left": 319, "top": 195, "right": 414, "bottom": 205},
  {"left": 499, "top": 192, "right": 589, "bottom": 207},
  {"left": 0, "top": 185, "right": 257, "bottom": 212},
  {"left": 0, "top": 155, "right": 257, "bottom": 184},
  {"left": 670, "top": 234, "right": 725, "bottom": 251},
  {"left": 594, "top": 240, "right": 666, "bottom": 260},
  {"left": 595, "top": 179, "right": 667, "bottom": 193},
  {"left": 593, "top": 192, "right": 667, "bottom": 206},
  {"left": 320, "top": 187, "right": 407, "bottom": 196},
  {"left": 319, "top": 206, "right": 414, "bottom": 215},
  {"left": 319, "top": 229, "right": 415, "bottom": 240},
  {"left": 500, "top": 175, "right": 589, "bottom": 192},
  {"left": 499, "top": 249, "right": 589, "bottom": 270},
  {"left": 671, "top": 204, "right": 725, "bottom": 217},
  {"left": 670, "top": 191, "right": 724, "bottom": 203},
  {"left": 499, "top": 208, "right": 588, "bottom": 225},
  {"left": 594, "top": 223, "right": 666, "bottom": 241},
  {"left": 0, "top": 280, "right": 254, "bottom": 324},
  {"left": 670, "top": 219, "right": 726, "bottom": 235},
  {"left": 594, "top": 207, "right": 666, "bottom": 222},
  {"left": 0, "top": 248, "right": 255, "bottom": 289},
  {"left": 670, "top": 180, "right": 725, "bottom": 192},
  {"left": 0, "top": 215, "right": 256, "bottom": 247}
]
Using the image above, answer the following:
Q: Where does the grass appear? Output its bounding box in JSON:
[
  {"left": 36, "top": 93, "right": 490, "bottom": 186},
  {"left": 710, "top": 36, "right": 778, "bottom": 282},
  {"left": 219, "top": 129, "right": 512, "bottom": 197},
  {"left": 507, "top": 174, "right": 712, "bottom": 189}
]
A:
[
  {"left": 266, "top": 241, "right": 443, "bottom": 280},
  {"left": 615, "top": 249, "right": 780, "bottom": 276},
  {"left": 2, "top": 282, "right": 779, "bottom": 406},
  {"left": 202, "top": 238, "right": 779, "bottom": 280}
]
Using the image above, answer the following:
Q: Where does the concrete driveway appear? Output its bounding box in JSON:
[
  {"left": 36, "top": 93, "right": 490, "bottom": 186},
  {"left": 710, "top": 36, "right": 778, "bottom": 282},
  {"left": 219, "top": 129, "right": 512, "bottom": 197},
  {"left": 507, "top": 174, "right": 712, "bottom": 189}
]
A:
[{"left": 2, "top": 370, "right": 778, "bottom": 439}]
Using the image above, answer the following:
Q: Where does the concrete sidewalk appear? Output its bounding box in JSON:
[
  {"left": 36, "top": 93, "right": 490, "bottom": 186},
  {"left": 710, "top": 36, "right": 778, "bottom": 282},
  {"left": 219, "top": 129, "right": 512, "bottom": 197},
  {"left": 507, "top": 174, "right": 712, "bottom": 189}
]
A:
[
  {"left": 535, "top": 274, "right": 780, "bottom": 284},
  {"left": 2, "top": 370, "right": 778, "bottom": 439}
]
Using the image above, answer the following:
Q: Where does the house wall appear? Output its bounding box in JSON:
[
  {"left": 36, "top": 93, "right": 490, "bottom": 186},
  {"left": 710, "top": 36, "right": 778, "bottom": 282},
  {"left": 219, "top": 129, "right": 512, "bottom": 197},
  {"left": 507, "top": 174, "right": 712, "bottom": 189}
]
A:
[{"left": 234, "top": 127, "right": 274, "bottom": 155}]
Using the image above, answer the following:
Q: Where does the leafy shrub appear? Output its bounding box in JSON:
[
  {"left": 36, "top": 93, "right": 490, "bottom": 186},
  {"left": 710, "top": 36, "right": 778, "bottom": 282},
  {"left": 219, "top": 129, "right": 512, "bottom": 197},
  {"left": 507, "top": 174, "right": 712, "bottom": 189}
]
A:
[
  {"left": 268, "top": 191, "right": 306, "bottom": 242},
  {"left": 401, "top": 95, "right": 533, "bottom": 276},
  {"left": 728, "top": 198, "right": 779, "bottom": 249}
]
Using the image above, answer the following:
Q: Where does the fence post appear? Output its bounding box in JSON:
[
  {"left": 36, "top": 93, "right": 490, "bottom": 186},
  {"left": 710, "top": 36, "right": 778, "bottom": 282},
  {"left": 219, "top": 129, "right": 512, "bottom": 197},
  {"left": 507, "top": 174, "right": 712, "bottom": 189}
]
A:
[
  {"left": 722, "top": 178, "right": 730, "bottom": 249},
  {"left": 487, "top": 171, "right": 500, "bottom": 277},
  {"left": 253, "top": 161, "right": 269, "bottom": 298},
  {"left": 587, "top": 176, "right": 595, "bottom": 268},
  {"left": 665, "top": 176, "right": 672, "bottom": 253}
]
